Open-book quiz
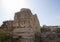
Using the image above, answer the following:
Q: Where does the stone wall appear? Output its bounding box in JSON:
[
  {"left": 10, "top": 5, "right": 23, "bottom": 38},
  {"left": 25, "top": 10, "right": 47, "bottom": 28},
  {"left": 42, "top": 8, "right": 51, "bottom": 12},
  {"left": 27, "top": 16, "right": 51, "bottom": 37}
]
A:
[
  {"left": 1, "top": 8, "right": 40, "bottom": 42},
  {"left": 40, "top": 27, "right": 60, "bottom": 42}
]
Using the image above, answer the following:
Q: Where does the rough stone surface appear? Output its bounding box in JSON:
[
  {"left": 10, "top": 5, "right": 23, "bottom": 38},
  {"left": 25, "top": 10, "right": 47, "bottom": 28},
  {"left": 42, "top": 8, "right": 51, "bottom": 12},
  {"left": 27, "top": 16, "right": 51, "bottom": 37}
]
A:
[
  {"left": 40, "top": 26, "right": 60, "bottom": 42},
  {"left": 1, "top": 8, "right": 60, "bottom": 42},
  {"left": 1, "top": 8, "right": 40, "bottom": 42}
]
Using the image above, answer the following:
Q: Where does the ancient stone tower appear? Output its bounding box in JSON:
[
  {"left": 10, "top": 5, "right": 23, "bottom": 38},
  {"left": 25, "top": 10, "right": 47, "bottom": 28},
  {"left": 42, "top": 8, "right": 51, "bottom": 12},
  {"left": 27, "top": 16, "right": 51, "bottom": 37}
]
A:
[{"left": 1, "top": 8, "right": 40, "bottom": 42}]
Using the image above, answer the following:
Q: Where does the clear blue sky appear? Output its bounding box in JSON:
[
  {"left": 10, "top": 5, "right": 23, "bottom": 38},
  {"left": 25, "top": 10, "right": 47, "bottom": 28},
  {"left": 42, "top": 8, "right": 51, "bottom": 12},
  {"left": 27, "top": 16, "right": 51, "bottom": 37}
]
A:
[{"left": 0, "top": 0, "right": 60, "bottom": 26}]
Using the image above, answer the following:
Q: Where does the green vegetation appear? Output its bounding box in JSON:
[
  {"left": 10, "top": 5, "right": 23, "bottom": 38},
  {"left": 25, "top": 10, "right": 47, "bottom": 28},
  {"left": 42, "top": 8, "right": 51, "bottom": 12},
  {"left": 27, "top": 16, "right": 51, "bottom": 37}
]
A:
[
  {"left": 40, "top": 27, "right": 51, "bottom": 32},
  {"left": 0, "top": 29, "right": 8, "bottom": 42}
]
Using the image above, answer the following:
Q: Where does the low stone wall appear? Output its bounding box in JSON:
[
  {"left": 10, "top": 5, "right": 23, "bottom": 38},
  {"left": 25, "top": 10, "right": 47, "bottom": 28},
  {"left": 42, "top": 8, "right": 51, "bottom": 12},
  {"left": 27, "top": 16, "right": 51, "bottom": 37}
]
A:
[{"left": 39, "top": 27, "right": 60, "bottom": 42}]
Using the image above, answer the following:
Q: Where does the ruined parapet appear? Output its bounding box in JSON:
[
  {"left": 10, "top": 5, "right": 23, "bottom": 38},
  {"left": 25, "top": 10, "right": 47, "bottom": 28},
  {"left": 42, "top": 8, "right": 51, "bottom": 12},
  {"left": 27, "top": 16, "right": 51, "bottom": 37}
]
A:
[
  {"left": 14, "top": 8, "right": 40, "bottom": 32},
  {"left": 14, "top": 8, "right": 32, "bottom": 21}
]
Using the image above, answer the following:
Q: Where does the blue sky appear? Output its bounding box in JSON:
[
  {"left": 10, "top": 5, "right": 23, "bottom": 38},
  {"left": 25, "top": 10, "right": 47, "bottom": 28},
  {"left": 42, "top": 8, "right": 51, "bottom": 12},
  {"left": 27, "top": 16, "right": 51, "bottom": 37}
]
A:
[{"left": 0, "top": 0, "right": 60, "bottom": 26}]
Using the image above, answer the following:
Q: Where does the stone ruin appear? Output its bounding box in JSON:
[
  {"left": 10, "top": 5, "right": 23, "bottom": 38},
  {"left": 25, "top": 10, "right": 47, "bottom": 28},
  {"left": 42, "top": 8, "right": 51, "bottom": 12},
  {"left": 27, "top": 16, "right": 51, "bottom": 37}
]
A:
[
  {"left": 1, "top": 8, "right": 60, "bottom": 42},
  {"left": 40, "top": 26, "right": 60, "bottom": 42},
  {"left": 1, "top": 8, "right": 40, "bottom": 42}
]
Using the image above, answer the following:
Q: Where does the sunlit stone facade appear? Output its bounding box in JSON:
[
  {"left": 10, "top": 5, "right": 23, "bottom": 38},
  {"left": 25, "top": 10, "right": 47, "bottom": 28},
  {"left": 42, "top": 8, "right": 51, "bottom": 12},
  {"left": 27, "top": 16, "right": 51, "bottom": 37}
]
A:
[{"left": 1, "top": 8, "right": 40, "bottom": 42}]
